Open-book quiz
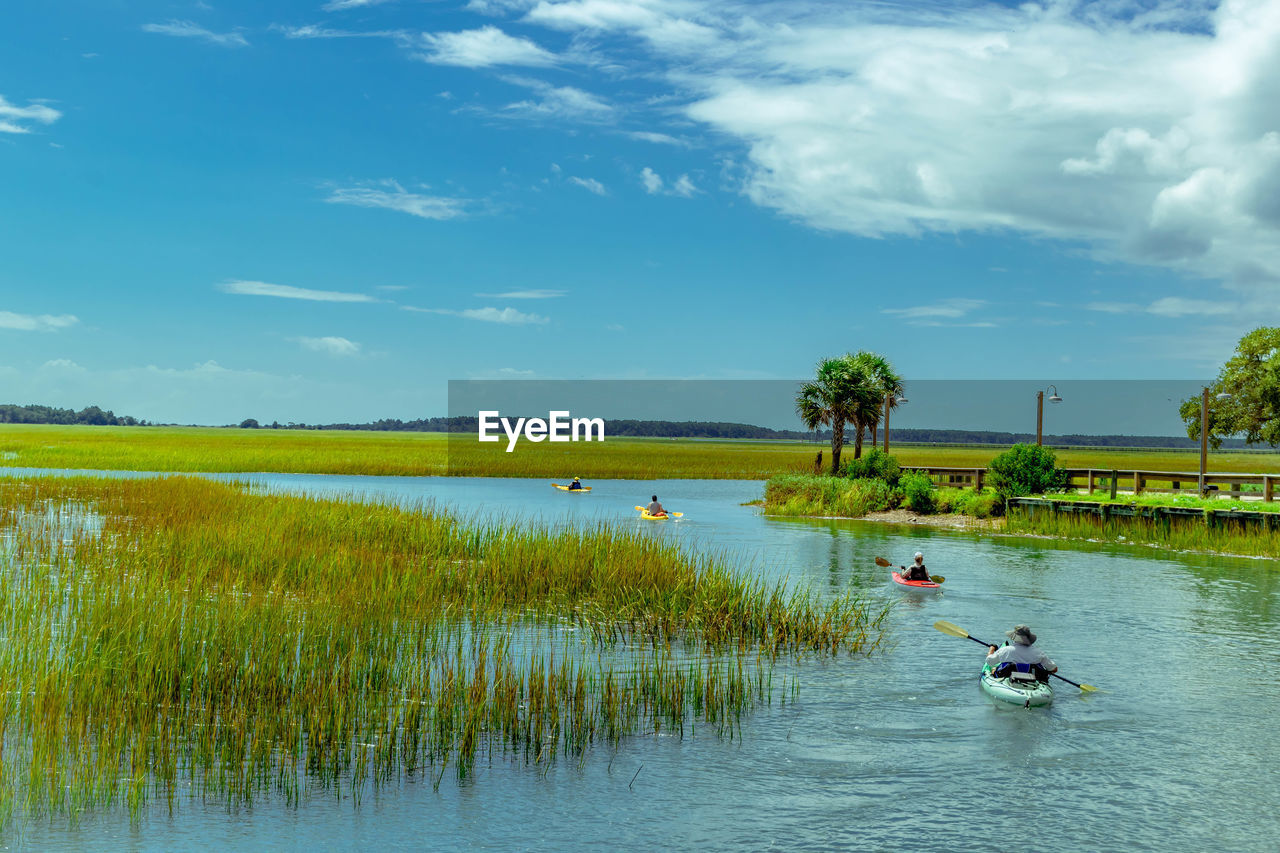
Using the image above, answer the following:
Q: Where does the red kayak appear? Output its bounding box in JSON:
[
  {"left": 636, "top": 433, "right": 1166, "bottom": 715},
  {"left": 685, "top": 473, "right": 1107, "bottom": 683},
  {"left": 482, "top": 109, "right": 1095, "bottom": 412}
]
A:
[{"left": 892, "top": 571, "right": 940, "bottom": 589}]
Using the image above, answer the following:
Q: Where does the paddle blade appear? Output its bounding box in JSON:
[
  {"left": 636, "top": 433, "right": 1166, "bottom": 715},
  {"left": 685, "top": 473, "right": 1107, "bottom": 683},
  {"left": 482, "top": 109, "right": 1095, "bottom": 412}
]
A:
[
  {"left": 929, "top": 575, "right": 945, "bottom": 584},
  {"left": 1079, "top": 683, "right": 1099, "bottom": 693},
  {"left": 634, "top": 506, "right": 644, "bottom": 511},
  {"left": 932, "top": 620, "right": 969, "bottom": 639},
  {"left": 670, "top": 512, "right": 683, "bottom": 518},
  {"left": 874, "top": 557, "right": 892, "bottom": 567}
]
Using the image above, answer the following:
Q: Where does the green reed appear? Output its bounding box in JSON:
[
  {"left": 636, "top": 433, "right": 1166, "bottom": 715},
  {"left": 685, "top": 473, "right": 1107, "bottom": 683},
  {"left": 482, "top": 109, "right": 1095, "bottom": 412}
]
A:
[
  {"left": 0, "top": 475, "right": 886, "bottom": 826},
  {"left": 1005, "top": 505, "right": 1280, "bottom": 559}
]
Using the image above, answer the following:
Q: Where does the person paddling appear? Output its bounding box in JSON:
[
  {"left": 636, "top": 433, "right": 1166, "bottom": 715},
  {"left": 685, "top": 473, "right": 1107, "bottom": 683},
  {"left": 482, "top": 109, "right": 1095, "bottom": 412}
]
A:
[
  {"left": 645, "top": 495, "right": 667, "bottom": 517},
  {"left": 567, "top": 477, "right": 584, "bottom": 491},
  {"left": 986, "top": 625, "right": 1058, "bottom": 681},
  {"left": 900, "top": 552, "right": 931, "bottom": 582}
]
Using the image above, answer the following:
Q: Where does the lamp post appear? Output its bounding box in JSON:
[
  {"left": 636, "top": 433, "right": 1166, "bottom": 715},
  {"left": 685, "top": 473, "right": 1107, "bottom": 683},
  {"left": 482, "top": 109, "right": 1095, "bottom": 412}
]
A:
[
  {"left": 1035, "top": 385, "right": 1062, "bottom": 446},
  {"left": 1199, "top": 388, "right": 1233, "bottom": 497},
  {"left": 883, "top": 393, "right": 907, "bottom": 454}
]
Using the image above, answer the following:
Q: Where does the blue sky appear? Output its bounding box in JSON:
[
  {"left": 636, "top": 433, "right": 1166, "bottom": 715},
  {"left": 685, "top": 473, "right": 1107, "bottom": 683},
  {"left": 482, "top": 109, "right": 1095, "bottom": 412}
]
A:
[{"left": 2, "top": 0, "right": 1277, "bottom": 424}]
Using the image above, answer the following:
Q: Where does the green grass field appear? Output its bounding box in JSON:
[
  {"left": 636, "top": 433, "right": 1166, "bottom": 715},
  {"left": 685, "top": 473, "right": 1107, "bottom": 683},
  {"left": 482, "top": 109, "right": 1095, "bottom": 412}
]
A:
[{"left": 1, "top": 424, "right": 1277, "bottom": 479}]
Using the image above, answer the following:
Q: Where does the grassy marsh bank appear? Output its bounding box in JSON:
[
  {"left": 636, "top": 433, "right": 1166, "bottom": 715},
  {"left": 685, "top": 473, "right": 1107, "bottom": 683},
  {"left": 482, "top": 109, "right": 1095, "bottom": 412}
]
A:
[
  {"left": 4, "top": 424, "right": 1279, "bottom": 479},
  {"left": 0, "top": 475, "right": 886, "bottom": 825},
  {"left": 763, "top": 474, "right": 1001, "bottom": 520}
]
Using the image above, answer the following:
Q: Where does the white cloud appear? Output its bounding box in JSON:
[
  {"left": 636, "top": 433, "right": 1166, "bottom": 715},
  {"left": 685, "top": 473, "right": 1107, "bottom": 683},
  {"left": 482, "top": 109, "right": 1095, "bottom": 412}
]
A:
[
  {"left": 0, "top": 96, "right": 61, "bottom": 135},
  {"left": 323, "top": 0, "right": 397, "bottom": 10},
  {"left": 219, "top": 281, "right": 377, "bottom": 302},
  {"left": 883, "top": 298, "right": 985, "bottom": 320},
  {"left": 640, "top": 166, "right": 663, "bottom": 194},
  {"left": 418, "top": 26, "right": 556, "bottom": 67},
  {"left": 0, "top": 311, "right": 79, "bottom": 332},
  {"left": 671, "top": 174, "right": 697, "bottom": 197},
  {"left": 325, "top": 181, "right": 469, "bottom": 220},
  {"left": 294, "top": 336, "right": 361, "bottom": 356},
  {"left": 639, "top": 166, "right": 697, "bottom": 197},
  {"left": 403, "top": 305, "right": 549, "bottom": 325},
  {"left": 142, "top": 21, "right": 248, "bottom": 47},
  {"left": 474, "top": 289, "right": 566, "bottom": 298},
  {"left": 272, "top": 24, "right": 404, "bottom": 39},
  {"left": 627, "top": 130, "right": 687, "bottom": 146},
  {"left": 500, "top": 76, "right": 613, "bottom": 121},
  {"left": 1087, "top": 297, "right": 1236, "bottom": 317},
  {"left": 495, "top": 0, "right": 1280, "bottom": 303},
  {"left": 41, "top": 358, "right": 85, "bottom": 371},
  {"left": 569, "top": 176, "right": 607, "bottom": 195}
]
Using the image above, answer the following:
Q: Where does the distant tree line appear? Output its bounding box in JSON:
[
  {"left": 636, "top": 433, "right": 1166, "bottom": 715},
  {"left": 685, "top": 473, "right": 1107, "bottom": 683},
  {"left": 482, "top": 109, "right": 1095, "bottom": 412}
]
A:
[
  {"left": 0, "top": 403, "right": 147, "bottom": 426},
  {"left": 233, "top": 416, "right": 1249, "bottom": 448}
]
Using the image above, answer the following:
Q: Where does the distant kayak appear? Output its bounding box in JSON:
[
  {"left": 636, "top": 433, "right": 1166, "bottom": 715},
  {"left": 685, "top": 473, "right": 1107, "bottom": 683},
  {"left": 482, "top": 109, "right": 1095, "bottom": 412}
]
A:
[
  {"left": 551, "top": 484, "right": 592, "bottom": 492},
  {"left": 980, "top": 664, "right": 1054, "bottom": 708},
  {"left": 891, "top": 571, "right": 940, "bottom": 589}
]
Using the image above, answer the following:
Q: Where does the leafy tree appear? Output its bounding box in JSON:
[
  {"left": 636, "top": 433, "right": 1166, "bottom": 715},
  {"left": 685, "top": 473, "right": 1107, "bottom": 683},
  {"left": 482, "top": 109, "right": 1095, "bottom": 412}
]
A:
[
  {"left": 796, "top": 355, "right": 883, "bottom": 475},
  {"left": 988, "top": 444, "right": 1067, "bottom": 498},
  {"left": 1179, "top": 327, "right": 1280, "bottom": 448},
  {"left": 840, "top": 448, "right": 901, "bottom": 486},
  {"left": 239, "top": 418, "right": 260, "bottom": 429},
  {"left": 847, "top": 351, "right": 904, "bottom": 458}
]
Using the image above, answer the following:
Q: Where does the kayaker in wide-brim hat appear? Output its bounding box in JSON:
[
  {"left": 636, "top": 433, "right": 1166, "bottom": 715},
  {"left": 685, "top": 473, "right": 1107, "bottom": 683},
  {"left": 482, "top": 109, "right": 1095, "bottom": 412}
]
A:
[{"left": 986, "top": 624, "right": 1057, "bottom": 676}]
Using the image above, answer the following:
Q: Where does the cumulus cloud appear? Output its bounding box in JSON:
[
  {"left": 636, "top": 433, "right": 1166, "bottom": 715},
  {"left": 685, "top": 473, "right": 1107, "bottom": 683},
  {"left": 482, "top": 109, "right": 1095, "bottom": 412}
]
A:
[
  {"left": 0, "top": 311, "right": 79, "bottom": 332},
  {"left": 418, "top": 26, "right": 556, "bottom": 67},
  {"left": 325, "top": 181, "right": 469, "bottom": 220},
  {"left": 294, "top": 336, "right": 361, "bottom": 356},
  {"left": 569, "top": 176, "right": 607, "bottom": 195},
  {"left": 402, "top": 305, "right": 549, "bottom": 324},
  {"left": 639, "top": 166, "right": 696, "bottom": 197},
  {"left": 142, "top": 20, "right": 248, "bottom": 47},
  {"left": 219, "top": 281, "right": 377, "bottom": 302},
  {"left": 0, "top": 96, "right": 61, "bottom": 135},
  {"left": 479, "top": 0, "right": 1280, "bottom": 310}
]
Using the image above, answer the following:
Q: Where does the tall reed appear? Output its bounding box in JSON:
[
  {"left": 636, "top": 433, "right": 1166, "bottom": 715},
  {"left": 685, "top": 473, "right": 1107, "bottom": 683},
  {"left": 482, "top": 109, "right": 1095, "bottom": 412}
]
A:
[{"left": 0, "top": 475, "right": 886, "bottom": 826}]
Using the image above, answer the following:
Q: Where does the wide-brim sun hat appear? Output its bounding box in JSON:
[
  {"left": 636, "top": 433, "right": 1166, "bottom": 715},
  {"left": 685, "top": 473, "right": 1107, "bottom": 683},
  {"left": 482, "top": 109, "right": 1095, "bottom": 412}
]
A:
[{"left": 1007, "top": 625, "right": 1037, "bottom": 645}]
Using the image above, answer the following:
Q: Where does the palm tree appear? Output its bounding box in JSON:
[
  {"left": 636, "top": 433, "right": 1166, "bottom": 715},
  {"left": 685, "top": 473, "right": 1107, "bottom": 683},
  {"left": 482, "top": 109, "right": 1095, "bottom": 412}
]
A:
[
  {"left": 848, "top": 351, "right": 904, "bottom": 457},
  {"left": 796, "top": 355, "right": 882, "bottom": 474}
]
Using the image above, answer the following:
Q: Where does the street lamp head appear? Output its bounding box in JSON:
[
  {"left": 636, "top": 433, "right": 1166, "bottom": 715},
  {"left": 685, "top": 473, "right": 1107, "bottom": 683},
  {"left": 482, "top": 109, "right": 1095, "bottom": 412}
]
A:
[
  {"left": 896, "top": 396, "right": 908, "bottom": 404},
  {"left": 1046, "top": 384, "right": 1062, "bottom": 404}
]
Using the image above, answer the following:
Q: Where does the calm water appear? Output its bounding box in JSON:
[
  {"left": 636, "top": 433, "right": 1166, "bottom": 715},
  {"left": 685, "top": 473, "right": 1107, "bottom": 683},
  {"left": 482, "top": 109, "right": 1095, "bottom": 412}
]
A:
[{"left": 7, "top": 472, "right": 1280, "bottom": 851}]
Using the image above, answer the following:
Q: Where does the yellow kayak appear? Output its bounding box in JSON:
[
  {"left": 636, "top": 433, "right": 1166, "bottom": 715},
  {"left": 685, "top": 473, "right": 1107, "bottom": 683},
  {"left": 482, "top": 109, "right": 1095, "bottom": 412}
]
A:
[
  {"left": 552, "top": 483, "right": 592, "bottom": 492},
  {"left": 635, "top": 506, "right": 682, "bottom": 519}
]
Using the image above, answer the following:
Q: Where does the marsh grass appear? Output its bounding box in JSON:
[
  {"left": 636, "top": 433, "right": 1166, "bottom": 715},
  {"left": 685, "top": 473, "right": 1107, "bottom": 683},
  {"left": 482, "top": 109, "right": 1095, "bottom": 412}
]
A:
[
  {"left": 3, "top": 424, "right": 1279, "bottom": 480},
  {"left": 1005, "top": 505, "right": 1280, "bottom": 558},
  {"left": 0, "top": 475, "right": 886, "bottom": 826}
]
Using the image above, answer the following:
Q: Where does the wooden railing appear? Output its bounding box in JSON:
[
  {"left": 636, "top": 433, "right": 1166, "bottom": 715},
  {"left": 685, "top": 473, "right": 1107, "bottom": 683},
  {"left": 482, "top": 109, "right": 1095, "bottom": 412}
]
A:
[{"left": 910, "top": 466, "right": 1277, "bottom": 501}]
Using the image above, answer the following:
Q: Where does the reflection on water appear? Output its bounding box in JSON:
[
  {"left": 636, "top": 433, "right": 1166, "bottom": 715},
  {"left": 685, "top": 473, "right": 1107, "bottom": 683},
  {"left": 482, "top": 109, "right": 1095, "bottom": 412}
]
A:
[{"left": 5, "top": 470, "right": 1280, "bottom": 852}]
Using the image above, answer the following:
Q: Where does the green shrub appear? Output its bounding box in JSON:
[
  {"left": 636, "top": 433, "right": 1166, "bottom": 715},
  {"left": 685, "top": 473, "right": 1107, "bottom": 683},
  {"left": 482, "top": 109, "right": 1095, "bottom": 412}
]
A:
[
  {"left": 936, "top": 488, "right": 1004, "bottom": 518},
  {"left": 764, "top": 474, "right": 899, "bottom": 517},
  {"left": 839, "top": 449, "right": 901, "bottom": 486},
  {"left": 900, "top": 470, "right": 937, "bottom": 513},
  {"left": 987, "top": 444, "right": 1068, "bottom": 498}
]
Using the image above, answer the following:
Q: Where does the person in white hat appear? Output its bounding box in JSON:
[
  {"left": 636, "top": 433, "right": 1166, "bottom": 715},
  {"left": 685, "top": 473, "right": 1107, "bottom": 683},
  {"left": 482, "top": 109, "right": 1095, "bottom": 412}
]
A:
[
  {"left": 985, "top": 625, "right": 1057, "bottom": 679},
  {"left": 900, "top": 552, "right": 931, "bottom": 582}
]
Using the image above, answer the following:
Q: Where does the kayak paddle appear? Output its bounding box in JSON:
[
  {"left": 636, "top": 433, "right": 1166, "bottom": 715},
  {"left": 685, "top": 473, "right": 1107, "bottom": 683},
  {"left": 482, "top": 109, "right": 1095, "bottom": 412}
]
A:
[
  {"left": 932, "top": 620, "right": 1097, "bottom": 693},
  {"left": 875, "top": 556, "right": 943, "bottom": 584},
  {"left": 634, "top": 505, "right": 683, "bottom": 518}
]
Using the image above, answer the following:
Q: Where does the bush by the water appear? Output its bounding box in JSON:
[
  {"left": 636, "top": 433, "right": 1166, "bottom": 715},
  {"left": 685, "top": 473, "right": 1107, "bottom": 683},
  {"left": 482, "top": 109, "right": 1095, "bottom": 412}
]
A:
[
  {"left": 764, "top": 474, "right": 898, "bottom": 517},
  {"left": 987, "top": 444, "right": 1068, "bottom": 498},
  {"left": 936, "top": 487, "right": 1003, "bottom": 518},
  {"left": 839, "top": 449, "right": 901, "bottom": 486},
  {"left": 899, "top": 470, "right": 936, "bottom": 513}
]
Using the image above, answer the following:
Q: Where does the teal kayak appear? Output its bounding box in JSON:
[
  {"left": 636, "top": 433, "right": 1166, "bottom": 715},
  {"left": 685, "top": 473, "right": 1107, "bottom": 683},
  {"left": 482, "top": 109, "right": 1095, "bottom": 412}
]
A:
[{"left": 980, "top": 664, "right": 1054, "bottom": 708}]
